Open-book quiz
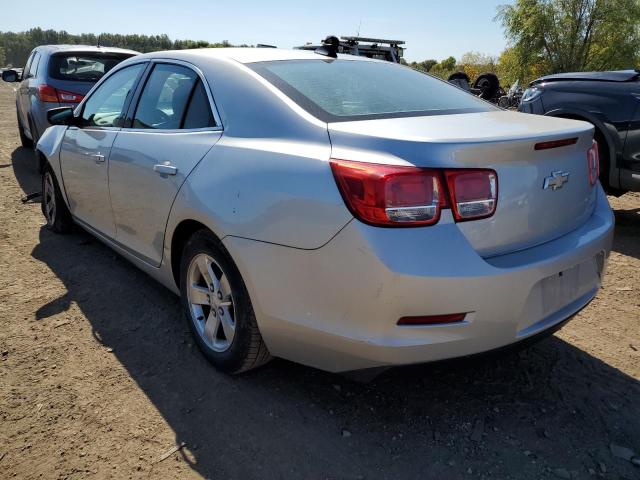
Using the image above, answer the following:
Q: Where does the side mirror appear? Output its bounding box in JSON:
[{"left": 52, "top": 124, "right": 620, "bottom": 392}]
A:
[
  {"left": 1, "top": 69, "right": 19, "bottom": 82},
  {"left": 47, "top": 107, "right": 78, "bottom": 126}
]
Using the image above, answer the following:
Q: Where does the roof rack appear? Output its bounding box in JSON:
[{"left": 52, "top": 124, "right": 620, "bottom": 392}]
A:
[{"left": 340, "top": 36, "right": 405, "bottom": 45}]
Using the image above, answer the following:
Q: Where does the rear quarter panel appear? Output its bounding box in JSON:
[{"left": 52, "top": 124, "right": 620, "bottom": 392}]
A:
[{"left": 164, "top": 55, "right": 352, "bottom": 251}]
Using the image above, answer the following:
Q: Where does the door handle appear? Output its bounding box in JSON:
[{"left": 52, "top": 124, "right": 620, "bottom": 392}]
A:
[
  {"left": 153, "top": 164, "right": 178, "bottom": 176},
  {"left": 91, "top": 154, "right": 105, "bottom": 163}
]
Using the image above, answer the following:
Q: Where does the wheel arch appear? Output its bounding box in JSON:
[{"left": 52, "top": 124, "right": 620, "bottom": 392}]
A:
[
  {"left": 169, "top": 219, "right": 221, "bottom": 289},
  {"left": 544, "top": 108, "right": 620, "bottom": 189}
]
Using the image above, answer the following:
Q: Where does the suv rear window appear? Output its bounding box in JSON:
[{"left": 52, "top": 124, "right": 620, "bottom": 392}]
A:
[
  {"left": 48, "top": 54, "right": 133, "bottom": 82},
  {"left": 249, "top": 59, "right": 497, "bottom": 122}
]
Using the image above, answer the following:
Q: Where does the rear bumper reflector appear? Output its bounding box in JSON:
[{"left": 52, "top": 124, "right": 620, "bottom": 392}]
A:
[{"left": 398, "top": 313, "right": 467, "bottom": 326}]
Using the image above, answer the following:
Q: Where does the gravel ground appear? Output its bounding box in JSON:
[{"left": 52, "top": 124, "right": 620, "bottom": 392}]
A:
[{"left": 0, "top": 81, "right": 639, "bottom": 480}]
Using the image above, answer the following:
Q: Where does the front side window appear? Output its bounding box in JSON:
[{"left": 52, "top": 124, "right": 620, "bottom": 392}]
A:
[
  {"left": 23, "top": 51, "right": 36, "bottom": 77},
  {"left": 30, "top": 52, "right": 41, "bottom": 77},
  {"left": 133, "top": 64, "right": 200, "bottom": 129},
  {"left": 250, "top": 59, "right": 498, "bottom": 122},
  {"left": 81, "top": 63, "right": 144, "bottom": 128},
  {"left": 49, "top": 53, "right": 133, "bottom": 82}
]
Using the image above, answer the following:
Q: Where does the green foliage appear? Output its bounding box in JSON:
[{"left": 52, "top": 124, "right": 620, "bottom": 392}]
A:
[
  {"left": 0, "top": 46, "right": 5, "bottom": 66},
  {"left": 410, "top": 59, "right": 438, "bottom": 72},
  {"left": 0, "top": 28, "right": 248, "bottom": 67},
  {"left": 497, "top": 0, "right": 640, "bottom": 82}
]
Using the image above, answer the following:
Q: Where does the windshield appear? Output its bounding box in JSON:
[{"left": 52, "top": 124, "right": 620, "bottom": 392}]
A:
[
  {"left": 249, "top": 59, "right": 497, "bottom": 122},
  {"left": 48, "top": 53, "right": 133, "bottom": 82}
]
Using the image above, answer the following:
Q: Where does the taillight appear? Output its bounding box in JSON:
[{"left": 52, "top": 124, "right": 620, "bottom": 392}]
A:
[
  {"left": 37, "top": 84, "right": 84, "bottom": 103},
  {"left": 37, "top": 85, "right": 58, "bottom": 103},
  {"left": 330, "top": 159, "right": 445, "bottom": 226},
  {"left": 330, "top": 159, "right": 498, "bottom": 227},
  {"left": 587, "top": 140, "right": 599, "bottom": 186},
  {"left": 445, "top": 169, "right": 498, "bottom": 221}
]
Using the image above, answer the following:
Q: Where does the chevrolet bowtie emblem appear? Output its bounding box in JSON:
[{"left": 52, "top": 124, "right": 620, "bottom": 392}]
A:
[{"left": 543, "top": 171, "right": 570, "bottom": 190}]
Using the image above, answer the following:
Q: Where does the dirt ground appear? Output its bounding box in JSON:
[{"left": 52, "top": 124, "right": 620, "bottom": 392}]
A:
[{"left": 0, "top": 81, "right": 638, "bottom": 480}]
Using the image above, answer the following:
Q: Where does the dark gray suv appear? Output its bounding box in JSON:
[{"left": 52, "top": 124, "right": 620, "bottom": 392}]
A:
[
  {"left": 518, "top": 70, "right": 640, "bottom": 195},
  {"left": 2, "top": 44, "right": 137, "bottom": 148}
]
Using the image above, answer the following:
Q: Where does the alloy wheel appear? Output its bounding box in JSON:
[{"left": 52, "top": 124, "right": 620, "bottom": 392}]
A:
[
  {"left": 43, "top": 171, "right": 57, "bottom": 226},
  {"left": 186, "top": 253, "right": 236, "bottom": 352}
]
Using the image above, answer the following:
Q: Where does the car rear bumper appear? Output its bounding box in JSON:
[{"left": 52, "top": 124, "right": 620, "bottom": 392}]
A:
[{"left": 224, "top": 185, "right": 614, "bottom": 372}]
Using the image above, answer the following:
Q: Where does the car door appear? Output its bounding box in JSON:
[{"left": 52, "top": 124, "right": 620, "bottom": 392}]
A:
[
  {"left": 60, "top": 62, "right": 146, "bottom": 238},
  {"left": 17, "top": 51, "right": 37, "bottom": 130},
  {"left": 108, "top": 61, "right": 222, "bottom": 266}
]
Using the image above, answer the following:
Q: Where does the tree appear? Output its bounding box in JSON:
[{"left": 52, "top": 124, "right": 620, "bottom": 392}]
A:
[
  {"left": 0, "top": 46, "right": 5, "bottom": 66},
  {"left": 459, "top": 51, "right": 497, "bottom": 81},
  {"left": 0, "top": 29, "right": 250, "bottom": 66},
  {"left": 497, "top": 0, "right": 640, "bottom": 80}
]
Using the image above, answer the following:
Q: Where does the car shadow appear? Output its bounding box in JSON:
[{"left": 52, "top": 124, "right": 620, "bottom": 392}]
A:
[
  {"left": 11, "top": 147, "right": 41, "bottom": 197},
  {"left": 31, "top": 225, "right": 640, "bottom": 479},
  {"left": 612, "top": 207, "right": 640, "bottom": 260}
]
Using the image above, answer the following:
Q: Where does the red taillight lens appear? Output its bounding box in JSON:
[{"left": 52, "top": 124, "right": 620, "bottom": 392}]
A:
[
  {"left": 37, "top": 85, "right": 83, "bottom": 103},
  {"left": 330, "top": 159, "right": 446, "bottom": 226},
  {"left": 37, "top": 84, "right": 58, "bottom": 103},
  {"left": 445, "top": 169, "right": 498, "bottom": 221},
  {"left": 56, "top": 89, "right": 84, "bottom": 103},
  {"left": 587, "top": 140, "right": 600, "bottom": 186}
]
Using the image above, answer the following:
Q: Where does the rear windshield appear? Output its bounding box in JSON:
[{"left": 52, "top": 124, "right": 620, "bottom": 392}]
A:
[
  {"left": 48, "top": 53, "right": 133, "bottom": 82},
  {"left": 249, "top": 59, "right": 497, "bottom": 122}
]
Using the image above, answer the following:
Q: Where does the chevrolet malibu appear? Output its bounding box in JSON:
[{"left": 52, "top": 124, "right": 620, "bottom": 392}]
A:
[{"left": 36, "top": 48, "right": 614, "bottom": 374}]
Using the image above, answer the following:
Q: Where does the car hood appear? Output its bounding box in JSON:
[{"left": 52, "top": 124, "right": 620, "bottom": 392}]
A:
[{"left": 531, "top": 70, "right": 639, "bottom": 85}]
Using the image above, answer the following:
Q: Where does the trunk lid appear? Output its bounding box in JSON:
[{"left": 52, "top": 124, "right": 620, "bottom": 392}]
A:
[{"left": 328, "top": 111, "right": 597, "bottom": 257}]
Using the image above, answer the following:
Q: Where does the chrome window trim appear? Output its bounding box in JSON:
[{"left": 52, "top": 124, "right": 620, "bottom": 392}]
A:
[{"left": 125, "top": 58, "right": 223, "bottom": 134}]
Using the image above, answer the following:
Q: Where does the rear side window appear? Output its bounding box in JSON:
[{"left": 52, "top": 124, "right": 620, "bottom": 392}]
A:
[
  {"left": 133, "top": 64, "right": 215, "bottom": 129},
  {"left": 182, "top": 80, "right": 216, "bottom": 129},
  {"left": 48, "top": 54, "right": 132, "bottom": 82},
  {"left": 250, "top": 59, "right": 497, "bottom": 122}
]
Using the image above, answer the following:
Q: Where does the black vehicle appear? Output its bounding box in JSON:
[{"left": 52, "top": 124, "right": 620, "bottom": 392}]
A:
[
  {"left": 296, "top": 36, "right": 405, "bottom": 63},
  {"left": 518, "top": 70, "right": 640, "bottom": 194}
]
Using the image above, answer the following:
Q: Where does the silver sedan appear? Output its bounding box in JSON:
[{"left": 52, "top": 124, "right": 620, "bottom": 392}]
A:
[{"left": 36, "top": 48, "right": 614, "bottom": 374}]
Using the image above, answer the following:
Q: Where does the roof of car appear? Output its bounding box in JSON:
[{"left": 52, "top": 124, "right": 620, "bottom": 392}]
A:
[
  {"left": 532, "top": 69, "right": 640, "bottom": 84},
  {"left": 36, "top": 44, "right": 139, "bottom": 55},
  {"left": 137, "top": 47, "right": 378, "bottom": 64}
]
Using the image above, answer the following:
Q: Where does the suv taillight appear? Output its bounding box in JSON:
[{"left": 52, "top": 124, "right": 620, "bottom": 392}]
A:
[
  {"left": 587, "top": 140, "right": 600, "bottom": 186},
  {"left": 330, "top": 159, "right": 498, "bottom": 227},
  {"left": 37, "top": 84, "right": 84, "bottom": 103},
  {"left": 37, "top": 85, "right": 58, "bottom": 102}
]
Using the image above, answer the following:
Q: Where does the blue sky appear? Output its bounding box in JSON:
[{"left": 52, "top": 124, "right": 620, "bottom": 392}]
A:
[{"left": 1, "top": 0, "right": 511, "bottom": 62}]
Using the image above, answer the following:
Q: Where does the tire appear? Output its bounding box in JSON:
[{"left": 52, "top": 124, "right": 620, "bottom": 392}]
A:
[
  {"left": 41, "top": 164, "right": 73, "bottom": 234},
  {"left": 179, "top": 230, "right": 271, "bottom": 374},
  {"left": 17, "top": 111, "right": 33, "bottom": 148},
  {"left": 473, "top": 73, "right": 500, "bottom": 100},
  {"left": 448, "top": 71, "right": 470, "bottom": 83}
]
